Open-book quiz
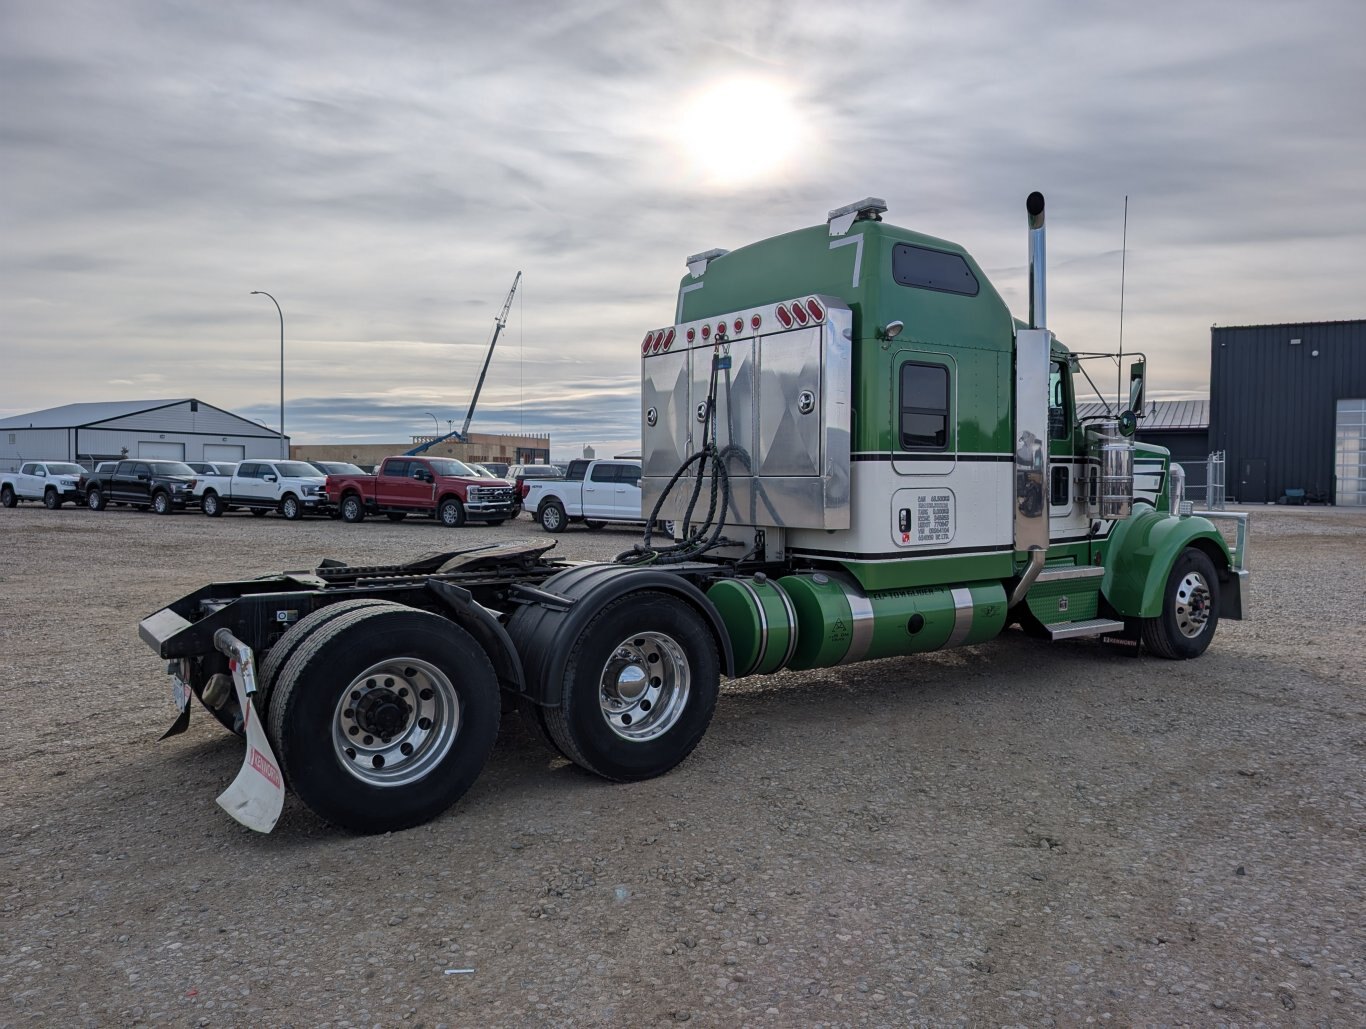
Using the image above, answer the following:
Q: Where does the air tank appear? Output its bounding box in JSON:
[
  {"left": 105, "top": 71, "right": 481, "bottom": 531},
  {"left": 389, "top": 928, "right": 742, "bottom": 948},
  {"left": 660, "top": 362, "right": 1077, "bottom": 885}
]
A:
[{"left": 707, "top": 573, "right": 1008, "bottom": 677}]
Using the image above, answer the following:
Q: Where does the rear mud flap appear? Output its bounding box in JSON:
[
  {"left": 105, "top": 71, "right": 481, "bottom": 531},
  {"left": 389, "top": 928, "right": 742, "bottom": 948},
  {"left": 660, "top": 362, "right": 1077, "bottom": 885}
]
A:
[{"left": 212, "top": 630, "right": 286, "bottom": 833}]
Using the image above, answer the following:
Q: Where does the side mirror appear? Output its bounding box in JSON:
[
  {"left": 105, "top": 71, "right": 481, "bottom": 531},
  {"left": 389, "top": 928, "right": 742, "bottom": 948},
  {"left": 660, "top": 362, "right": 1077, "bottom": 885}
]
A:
[
  {"left": 264, "top": 474, "right": 278, "bottom": 483},
  {"left": 1126, "top": 360, "right": 1145, "bottom": 419}
]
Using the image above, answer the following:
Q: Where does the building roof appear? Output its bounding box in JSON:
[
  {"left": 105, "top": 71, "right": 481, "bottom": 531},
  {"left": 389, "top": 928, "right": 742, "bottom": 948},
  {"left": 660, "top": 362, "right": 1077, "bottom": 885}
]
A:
[
  {"left": 1077, "top": 398, "right": 1209, "bottom": 431},
  {"left": 0, "top": 399, "right": 196, "bottom": 430}
]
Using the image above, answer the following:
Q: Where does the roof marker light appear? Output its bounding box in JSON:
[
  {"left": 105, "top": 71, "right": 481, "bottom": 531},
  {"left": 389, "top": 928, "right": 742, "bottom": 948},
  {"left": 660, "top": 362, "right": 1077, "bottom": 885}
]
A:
[
  {"left": 733, "top": 317, "right": 744, "bottom": 334},
  {"left": 792, "top": 303, "right": 809, "bottom": 326},
  {"left": 751, "top": 314, "right": 762, "bottom": 330},
  {"left": 806, "top": 298, "right": 826, "bottom": 322},
  {"left": 686, "top": 327, "right": 696, "bottom": 343},
  {"left": 663, "top": 328, "right": 675, "bottom": 350},
  {"left": 716, "top": 321, "right": 726, "bottom": 337},
  {"left": 701, "top": 324, "right": 711, "bottom": 340},
  {"left": 652, "top": 334, "right": 664, "bottom": 353},
  {"left": 775, "top": 304, "right": 793, "bottom": 328}
]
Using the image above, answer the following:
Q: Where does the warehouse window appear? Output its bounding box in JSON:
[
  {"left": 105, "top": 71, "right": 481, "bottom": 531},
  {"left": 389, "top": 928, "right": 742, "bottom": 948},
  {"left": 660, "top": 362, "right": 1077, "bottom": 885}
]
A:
[
  {"left": 6, "top": 433, "right": 14, "bottom": 444},
  {"left": 899, "top": 362, "right": 950, "bottom": 450}
]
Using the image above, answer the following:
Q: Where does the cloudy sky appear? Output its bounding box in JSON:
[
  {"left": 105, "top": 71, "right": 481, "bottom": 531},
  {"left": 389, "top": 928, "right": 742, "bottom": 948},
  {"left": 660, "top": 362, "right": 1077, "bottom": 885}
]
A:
[{"left": 3, "top": 0, "right": 1363, "bottom": 458}]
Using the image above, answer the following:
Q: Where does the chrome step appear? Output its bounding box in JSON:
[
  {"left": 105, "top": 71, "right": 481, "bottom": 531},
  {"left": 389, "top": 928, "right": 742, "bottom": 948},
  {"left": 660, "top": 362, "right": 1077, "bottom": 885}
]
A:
[
  {"left": 1047, "top": 618, "right": 1127, "bottom": 641},
  {"left": 1035, "top": 565, "right": 1106, "bottom": 583}
]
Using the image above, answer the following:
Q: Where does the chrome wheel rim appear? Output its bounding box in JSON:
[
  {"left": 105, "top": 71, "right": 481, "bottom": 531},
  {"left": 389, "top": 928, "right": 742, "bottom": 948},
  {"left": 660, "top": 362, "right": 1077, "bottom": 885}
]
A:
[
  {"left": 331, "top": 657, "right": 460, "bottom": 786},
  {"left": 87, "top": 491, "right": 100, "bottom": 509},
  {"left": 543, "top": 507, "right": 561, "bottom": 529},
  {"left": 344, "top": 498, "right": 360, "bottom": 520},
  {"left": 154, "top": 494, "right": 168, "bottom": 513},
  {"left": 1174, "top": 570, "right": 1213, "bottom": 638},
  {"left": 284, "top": 498, "right": 298, "bottom": 518},
  {"left": 204, "top": 495, "right": 218, "bottom": 515},
  {"left": 598, "top": 631, "right": 690, "bottom": 742},
  {"left": 441, "top": 504, "right": 458, "bottom": 526}
]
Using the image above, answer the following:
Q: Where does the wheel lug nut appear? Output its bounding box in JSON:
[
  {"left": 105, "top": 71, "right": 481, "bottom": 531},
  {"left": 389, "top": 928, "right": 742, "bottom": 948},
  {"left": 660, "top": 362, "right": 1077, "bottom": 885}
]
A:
[
  {"left": 420, "top": 688, "right": 433, "bottom": 701},
  {"left": 400, "top": 743, "right": 413, "bottom": 756},
  {"left": 363, "top": 735, "right": 374, "bottom": 745},
  {"left": 348, "top": 726, "right": 359, "bottom": 736}
]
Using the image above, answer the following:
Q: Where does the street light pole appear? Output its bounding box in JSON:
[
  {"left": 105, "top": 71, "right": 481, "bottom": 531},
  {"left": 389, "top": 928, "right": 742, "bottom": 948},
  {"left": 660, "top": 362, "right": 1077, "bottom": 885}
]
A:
[
  {"left": 425, "top": 411, "right": 440, "bottom": 438},
  {"left": 250, "top": 291, "right": 285, "bottom": 457}
]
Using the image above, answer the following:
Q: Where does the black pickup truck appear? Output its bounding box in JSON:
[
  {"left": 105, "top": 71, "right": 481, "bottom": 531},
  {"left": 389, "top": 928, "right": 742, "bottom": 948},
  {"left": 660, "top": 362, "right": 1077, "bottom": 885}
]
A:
[{"left": 84, "top": 459, "right": 199, "bottom": 514}]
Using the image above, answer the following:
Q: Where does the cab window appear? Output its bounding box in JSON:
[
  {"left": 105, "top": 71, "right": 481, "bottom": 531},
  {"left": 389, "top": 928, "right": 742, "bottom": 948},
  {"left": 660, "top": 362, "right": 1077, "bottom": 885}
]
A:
[
  {"left": 590, "top": 464, "right": 616, "bottom": 483},
  {"left": 899, "top": 362, "right": 950, "bottom": 450},
  {"left": 1049, "top": 361, "right": 1071, "bottom": 440}
]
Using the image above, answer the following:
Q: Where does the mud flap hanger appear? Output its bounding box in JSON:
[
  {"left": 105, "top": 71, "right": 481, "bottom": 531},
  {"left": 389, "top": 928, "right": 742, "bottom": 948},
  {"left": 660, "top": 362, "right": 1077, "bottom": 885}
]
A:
[{"left": 211, "top": 628, "right": 286, "bottom": 833}]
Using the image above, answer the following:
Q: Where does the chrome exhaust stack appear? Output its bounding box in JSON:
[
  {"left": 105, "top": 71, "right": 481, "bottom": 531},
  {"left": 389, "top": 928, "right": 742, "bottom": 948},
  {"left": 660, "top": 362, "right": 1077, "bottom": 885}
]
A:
[{"left": 1012, "top": 192, "right": 1051, "bottom": 606}]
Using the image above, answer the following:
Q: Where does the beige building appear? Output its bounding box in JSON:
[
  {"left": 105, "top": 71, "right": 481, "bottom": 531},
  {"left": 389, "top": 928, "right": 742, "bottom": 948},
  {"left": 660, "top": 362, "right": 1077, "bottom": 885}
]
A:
[{"left": 292, "top": 430, "right": 550, "bottom": 469}]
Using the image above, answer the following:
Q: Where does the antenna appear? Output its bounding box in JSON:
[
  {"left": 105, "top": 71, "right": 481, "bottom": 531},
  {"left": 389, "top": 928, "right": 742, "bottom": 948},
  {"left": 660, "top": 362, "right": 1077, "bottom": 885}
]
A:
[{"left": 1117, "top": 195, "right": 1128, "bottom": 405}]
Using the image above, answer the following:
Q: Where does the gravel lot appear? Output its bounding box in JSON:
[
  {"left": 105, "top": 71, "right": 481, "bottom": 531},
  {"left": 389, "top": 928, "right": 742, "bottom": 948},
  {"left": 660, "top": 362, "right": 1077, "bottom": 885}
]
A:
[{"left": 1, "top": 503, "right": 1362, "bottom": 1027}]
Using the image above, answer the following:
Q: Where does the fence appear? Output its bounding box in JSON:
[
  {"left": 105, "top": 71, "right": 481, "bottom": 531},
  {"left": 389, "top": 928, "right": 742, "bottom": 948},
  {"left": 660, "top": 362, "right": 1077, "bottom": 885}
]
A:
[{"left": 1205, "top": 451, "right": 1226, "bottom": 510}]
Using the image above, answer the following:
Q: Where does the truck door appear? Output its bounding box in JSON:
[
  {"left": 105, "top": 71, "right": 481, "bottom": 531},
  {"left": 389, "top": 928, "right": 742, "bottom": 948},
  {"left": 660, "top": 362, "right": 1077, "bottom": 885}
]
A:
[
  {"left": 583, "top": 462, "right": 617, "bottom": 519},
  {"left": 17, "top": 463, "right": 40, "bottom": 498},
  {"left": 234, "top": 462, "right": 266, "bottom": 504},
  {"left": 129, "top": 462, "right": 153, "bottom": 505},
  {"left": 613, "top": 463, "right": 643, "bottom": 520},
  {"left": 375, "top": 460, "right": 408, "bottom": 506},
  {"left": 1045, "top": 358, "right": 1092, "bottom": 551}
]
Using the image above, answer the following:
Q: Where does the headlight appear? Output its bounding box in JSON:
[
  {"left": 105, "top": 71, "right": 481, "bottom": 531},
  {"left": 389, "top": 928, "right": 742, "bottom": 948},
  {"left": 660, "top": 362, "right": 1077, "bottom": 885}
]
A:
[{"left": 300, "top": 484, "right": 318, "bottom": 495}]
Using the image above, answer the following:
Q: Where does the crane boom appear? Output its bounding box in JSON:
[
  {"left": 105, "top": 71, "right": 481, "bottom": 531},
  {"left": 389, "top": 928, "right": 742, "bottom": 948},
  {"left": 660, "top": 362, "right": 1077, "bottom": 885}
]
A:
[{"left": 405, "top": 271, "right": 521, "bottom": 456}]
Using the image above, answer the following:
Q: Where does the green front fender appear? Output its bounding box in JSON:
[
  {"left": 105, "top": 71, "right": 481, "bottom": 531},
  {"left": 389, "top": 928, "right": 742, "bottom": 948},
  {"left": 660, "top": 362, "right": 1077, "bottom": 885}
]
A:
[{"left": 1102, "top": 507, "right": 1234, "bottom": 618}]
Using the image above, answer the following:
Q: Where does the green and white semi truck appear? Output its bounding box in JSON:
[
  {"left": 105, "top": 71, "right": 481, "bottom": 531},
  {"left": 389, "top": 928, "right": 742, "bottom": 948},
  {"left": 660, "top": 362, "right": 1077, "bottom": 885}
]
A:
[{"left": 139, "top": 192, "right": 1249, "bottom": 834}]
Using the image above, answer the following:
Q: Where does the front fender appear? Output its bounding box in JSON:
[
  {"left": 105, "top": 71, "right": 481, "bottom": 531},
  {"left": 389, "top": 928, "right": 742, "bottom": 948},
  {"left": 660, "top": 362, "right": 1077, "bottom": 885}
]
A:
[{"left": 1102, "top": 507, "right": 1236, "bottom": 619}]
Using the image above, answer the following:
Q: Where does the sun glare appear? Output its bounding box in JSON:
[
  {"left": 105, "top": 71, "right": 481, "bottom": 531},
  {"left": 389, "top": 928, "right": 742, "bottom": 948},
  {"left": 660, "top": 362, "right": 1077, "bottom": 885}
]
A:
[{"left": 675, "top": 76, "right": 805, "bottom": 189}]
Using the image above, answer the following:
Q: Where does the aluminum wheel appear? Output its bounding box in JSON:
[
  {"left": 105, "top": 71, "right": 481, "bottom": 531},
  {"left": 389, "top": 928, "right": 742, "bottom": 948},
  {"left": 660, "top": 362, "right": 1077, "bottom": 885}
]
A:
[
  {"left": 598, "top": 631, "right": 691, "bottom": 742},
  {"left": 1174, "top": 569, "right": 1213, "bottom": 638},
  {"left": 330, "top": 657, "right": 461, "bottom": 787}
]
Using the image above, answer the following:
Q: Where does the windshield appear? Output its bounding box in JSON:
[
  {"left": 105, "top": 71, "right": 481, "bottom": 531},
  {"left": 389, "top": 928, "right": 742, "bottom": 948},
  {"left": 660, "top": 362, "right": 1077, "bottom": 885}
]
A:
[
  {"left": 518, "top": 466, "right": 562, "bottom": 478},
  {"left": 149, "top": 462, "right": 196, "bottom": 476},
  {"left": 47, "top": 463, "right": 86, "bottom": 475},
  {"left": 427, "top": 459, "right": 478, "bottom": 478},
  {"left": 274, "top": 461, "right": 324, "bottom": 478},
  {"left": 469, "top": 465, "right": 497, "bottom": 477},
  {"left": 315, "top": 462, "right": 364, "bottom": 474}
]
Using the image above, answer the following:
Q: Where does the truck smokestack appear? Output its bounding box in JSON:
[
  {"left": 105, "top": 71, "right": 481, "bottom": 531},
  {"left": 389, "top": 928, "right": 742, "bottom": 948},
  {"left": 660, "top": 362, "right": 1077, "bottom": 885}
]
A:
[{"left": 1027, "top": 191, "right": 1046, "bottom": 330}]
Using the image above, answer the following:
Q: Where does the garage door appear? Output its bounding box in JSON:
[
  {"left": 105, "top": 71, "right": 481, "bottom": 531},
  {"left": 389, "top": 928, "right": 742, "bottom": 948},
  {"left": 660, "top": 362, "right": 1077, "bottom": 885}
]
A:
[
  {"left": 204, "top": 443, "right": 246, "bottom": 462},
  {"left": 138, "top": 441, "right": 186, "bottom": 460},
  {"left": 1336, "top": 399, "right": 1365, "bottom": 506}
]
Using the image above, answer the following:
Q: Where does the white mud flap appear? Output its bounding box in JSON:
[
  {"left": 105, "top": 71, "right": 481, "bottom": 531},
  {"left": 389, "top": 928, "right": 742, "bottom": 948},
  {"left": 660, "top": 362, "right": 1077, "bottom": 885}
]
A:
[{"left": 212, "top": 629, "right": 286, "bottom": 833}]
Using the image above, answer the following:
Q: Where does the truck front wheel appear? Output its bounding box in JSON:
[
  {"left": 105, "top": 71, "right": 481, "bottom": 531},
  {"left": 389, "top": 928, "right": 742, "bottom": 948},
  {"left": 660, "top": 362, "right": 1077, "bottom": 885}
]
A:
[
  {"left": 266, "top": 605, "right": 501, "bottom": 833},
  {"left": 280, "top": 493, "right": 303, "bottom": 520},
  {"left": 545, "top": 592, "right": 719, "bottom": 782},
  {"left": 340, "top": 494, "right": 365, "bottom": 523},
  {"left": 539, "top": 500, "right": 567, "bottom": 533},
  {"left": 438, "top": 497, "right": 466, "bottom": 527},
  {"left": 152, "top": 491, "right": 173, "bottom": 515},
  {"left": 44, "top": 488, "right": 62, "bottom": 509},
  {"left": 1141, "top": 547, "right": 1221, "bottom": 659}
]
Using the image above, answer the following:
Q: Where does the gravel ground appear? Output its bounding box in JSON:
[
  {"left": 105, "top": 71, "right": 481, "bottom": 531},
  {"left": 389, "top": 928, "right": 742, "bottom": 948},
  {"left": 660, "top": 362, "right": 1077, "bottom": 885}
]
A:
[{"left": 1, "top": 503, "right": 1362, "bottom": 1027}]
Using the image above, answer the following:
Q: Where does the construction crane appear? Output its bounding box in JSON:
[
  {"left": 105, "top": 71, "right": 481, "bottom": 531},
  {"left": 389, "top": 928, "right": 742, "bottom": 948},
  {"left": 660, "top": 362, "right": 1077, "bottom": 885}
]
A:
[{"left": 406, "top": 271, "right": 522, "bottom": 456}]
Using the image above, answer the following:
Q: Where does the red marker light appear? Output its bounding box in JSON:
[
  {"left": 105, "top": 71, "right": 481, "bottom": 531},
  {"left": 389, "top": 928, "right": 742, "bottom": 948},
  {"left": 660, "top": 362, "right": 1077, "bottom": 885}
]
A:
[
  {"left": 701, "top": 324, "right": 711, "bottom": 339},
  {"left": 663, "top": 328, "right": 676, "bottom": 350},
  {"left": 792, "top": 303, "right": 809, "bottom": 326},
  {"left": 733, "top": 317, "right": 743, "bottom": 334},
  {"left": 775, "top": 304, "right": 793, "bottom": 328},
  {"left": 642, "top": 332, "right": 653, "bottom": 354},
  {"left": 806, "top": 298, "right": 826, "bottom": 322},
  {"left": 751, "top": 313, "right": 762, "bottom": 330},
  {"left": 686, "top": 327, "right": 696, "bottom": 343},
  {"left": 716, "top": 321, "right": 726, "bottom": 337}
]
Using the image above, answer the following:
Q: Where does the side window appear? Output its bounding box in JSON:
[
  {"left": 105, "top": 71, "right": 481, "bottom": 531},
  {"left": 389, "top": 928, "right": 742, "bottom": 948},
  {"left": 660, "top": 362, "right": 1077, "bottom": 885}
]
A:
[
  {"left": 899, "top": 362, "right": 950, "bottom": 450},
  {"left": 410, "top": 463, "right": 428, "bottom": 479},
  {"left": 239, "top": 463, "right": 258, "bottom": 478},
  {"left": 891, "top": 243, "right": 980, "bottom": 296},
  {"left": 20, "top": 463, "right": 35, "bottom": 475},
  {"left": 1051, "top": 465, "right": 1070, "bottom": 507},
  {"left": 382, "top": 460, "right": 408, "bottom": 478},
  {"left": 618, "top": 465, "right": 641, "bottom": 487},
  {"left": 1049, "top": 361, "right": 1071, "bottom": 441},
  {"left": 590, "top": 464, "right": 616, "bottom": 483},
  {"left": 134, "top": 463, "right": 151, "bottom": 478},
  {"left": 35, "top": 465, "right": 47, "bottom": 478}
]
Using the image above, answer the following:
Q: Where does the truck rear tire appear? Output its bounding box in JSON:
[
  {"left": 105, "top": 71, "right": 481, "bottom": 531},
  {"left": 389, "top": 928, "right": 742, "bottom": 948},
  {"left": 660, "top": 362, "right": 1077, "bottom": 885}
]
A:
[
  {"left": 539, "top": 500, "right": 567, "bottom": 533},
  {"left": 267, "top": 605, "right": 501, "bottom": 833},
  {"left": 1140, "top": 547, "right": 1221, "bottom": 659},
  {"left": 201, "top": 492, "right": 223, "bottom": 517},
  {"left": 1, "top": 485, "right": 15, "bottom": 508},
  {"left": 386, "top": 512, "right": 407, "bottom": 522},
  {"left": 280, "top": 494, "right": 303, "bottom": 520},
  {"left": 44, "top": 488, "right": 62, "bottom": 509},
  {"left": 438, "top": 497, "right": 466, "bottom": 527},
  {"left": 545, "top": 591, "right": 719, "bottom": 782},
  {"left": 260, "top": 598, "right": 399, "bottom": 710},
  {"left": 250, "top": 507, "right": 269, "bottom": 518},
  {"left": 584, "top": 520, "right": 606, "bottom": 530},
  {"left": 340, "top": 494, "right": 365, "bottom": 523},
  {"left": 86, "top": 488, "right": 106, "bottom": 511}
]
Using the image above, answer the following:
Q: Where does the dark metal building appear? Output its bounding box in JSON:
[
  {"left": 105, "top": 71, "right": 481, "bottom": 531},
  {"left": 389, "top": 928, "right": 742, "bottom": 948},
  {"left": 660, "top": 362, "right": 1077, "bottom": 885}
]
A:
[
  {"left": 1209, "top": 319, "right": 1366, "bottom": 505},
  {"left": 1078, "top": 399, "right": 1210, "bottom": 490}
]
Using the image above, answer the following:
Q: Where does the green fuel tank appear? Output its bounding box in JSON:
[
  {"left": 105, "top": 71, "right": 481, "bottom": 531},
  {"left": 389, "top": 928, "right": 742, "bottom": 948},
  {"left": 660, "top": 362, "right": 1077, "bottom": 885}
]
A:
[{"left": 707, "top": 573, "right": 1009, "bottom": 676}]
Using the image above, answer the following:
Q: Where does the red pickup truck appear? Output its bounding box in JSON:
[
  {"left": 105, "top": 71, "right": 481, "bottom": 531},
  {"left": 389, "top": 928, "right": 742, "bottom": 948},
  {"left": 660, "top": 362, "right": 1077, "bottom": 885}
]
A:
[{"left": 324, "top": 456, "right": 517, "bottom": 526}]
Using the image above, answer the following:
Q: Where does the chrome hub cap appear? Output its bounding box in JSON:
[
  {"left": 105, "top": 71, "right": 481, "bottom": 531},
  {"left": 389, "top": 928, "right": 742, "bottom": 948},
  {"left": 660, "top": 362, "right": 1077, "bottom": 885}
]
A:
[
  {"left": 598, "top": 632, "right": 690, "bottom": 742},
  {"left": 1174, "top": 571, "right": 1213, "bottom": 638},
  {"left": 331, "top": 658, "right": 460, "bottom": 786}
]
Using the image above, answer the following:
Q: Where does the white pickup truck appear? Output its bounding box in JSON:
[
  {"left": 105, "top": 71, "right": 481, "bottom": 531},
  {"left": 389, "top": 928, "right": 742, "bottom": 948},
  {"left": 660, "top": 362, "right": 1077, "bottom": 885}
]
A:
[
  {"left": 525, "top": 458, "right": 648, "bottom": 532},
  {"left": 1, "top": 461, "right": 87, "bottom": 509},
  {"left": 195, "top": 459, "right": 329, "bottom": 519}
]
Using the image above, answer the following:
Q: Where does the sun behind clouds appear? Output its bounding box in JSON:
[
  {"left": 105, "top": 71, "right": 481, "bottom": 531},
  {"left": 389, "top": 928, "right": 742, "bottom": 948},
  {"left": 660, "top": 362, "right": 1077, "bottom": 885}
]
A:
[{"left": 674, "top": 75, "right": 806, "bottom": 189}]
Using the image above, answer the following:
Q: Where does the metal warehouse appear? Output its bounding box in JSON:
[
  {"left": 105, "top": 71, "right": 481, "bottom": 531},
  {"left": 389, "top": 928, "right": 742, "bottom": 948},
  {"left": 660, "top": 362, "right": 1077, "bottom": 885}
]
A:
[
  {"left": 1209, "top": 319, "right": 1366, "bottom": 505},
  {"left": 0, "top": 398, "right": 288, "bottom": 472}
]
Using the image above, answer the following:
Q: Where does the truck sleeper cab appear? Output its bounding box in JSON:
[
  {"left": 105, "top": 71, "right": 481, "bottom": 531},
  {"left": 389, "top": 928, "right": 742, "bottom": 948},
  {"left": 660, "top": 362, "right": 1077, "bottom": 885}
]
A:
[{"left": 138, "top": 192, "right": 1248, "bottom": 836}]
